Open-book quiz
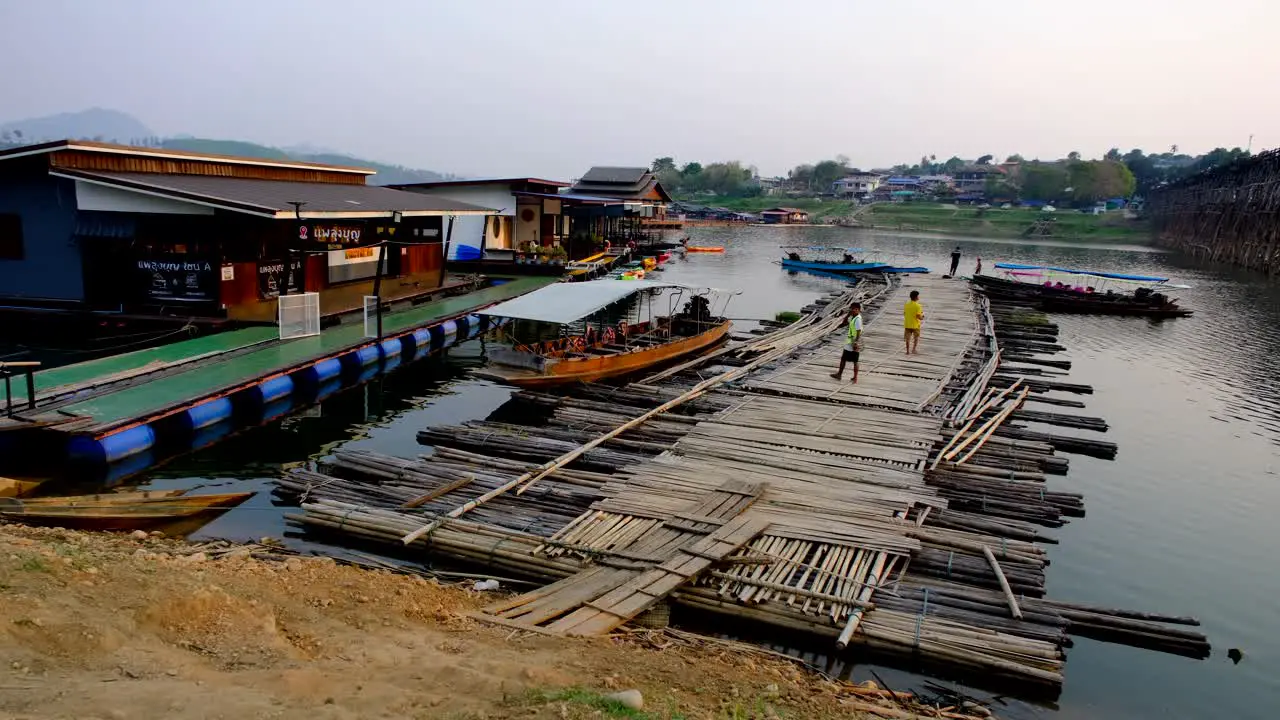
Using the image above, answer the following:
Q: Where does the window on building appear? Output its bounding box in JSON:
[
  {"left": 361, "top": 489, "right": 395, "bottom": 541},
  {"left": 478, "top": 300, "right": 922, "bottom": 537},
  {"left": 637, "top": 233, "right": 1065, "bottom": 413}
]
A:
[{"left": 0, "top": 214, "right": 23, "bottom": 260}]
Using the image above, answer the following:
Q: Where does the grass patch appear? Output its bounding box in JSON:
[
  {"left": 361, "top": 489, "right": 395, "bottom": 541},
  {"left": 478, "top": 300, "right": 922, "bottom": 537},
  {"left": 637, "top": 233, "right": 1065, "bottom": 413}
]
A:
[
  {"left": 775, "top": 311, "right": 802, "bottom": 324},
  {"left": 19, "top": 555, "right": 50, "bottom": 572},
  {"left": 863, "top": 203, "right": 1149, "bottom": 240}
]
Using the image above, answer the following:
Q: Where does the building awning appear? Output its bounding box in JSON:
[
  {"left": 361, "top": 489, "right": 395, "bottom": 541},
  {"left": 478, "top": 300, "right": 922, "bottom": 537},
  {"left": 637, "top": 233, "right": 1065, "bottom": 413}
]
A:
[
  {"left": 478, "top": 280, "right": 691, "bottom": 324},
  {"left": 50, "top": 169, "right": 496, "bottom": 220}
]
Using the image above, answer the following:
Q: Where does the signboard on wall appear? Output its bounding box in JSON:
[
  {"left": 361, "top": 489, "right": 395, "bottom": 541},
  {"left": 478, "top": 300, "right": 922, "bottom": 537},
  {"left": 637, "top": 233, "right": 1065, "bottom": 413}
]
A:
[
  {"left": 137, "top": 255, "right": 218, "bottom": 303},
  {"left": 300, "top": 224, "right": 364, "bottom": 250},
  {"left": 327, "top": 246, "right": 382, "bottom": 284},
  {"left": 257, "top": 258, "right": 303, "bottom": 299}
]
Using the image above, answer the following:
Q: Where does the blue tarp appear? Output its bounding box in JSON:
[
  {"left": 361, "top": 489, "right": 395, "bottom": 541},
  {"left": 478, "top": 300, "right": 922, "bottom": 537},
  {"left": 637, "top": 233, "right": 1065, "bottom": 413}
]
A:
[{"left": 993, "top": 263, "right": 1168, "bottom": 283}]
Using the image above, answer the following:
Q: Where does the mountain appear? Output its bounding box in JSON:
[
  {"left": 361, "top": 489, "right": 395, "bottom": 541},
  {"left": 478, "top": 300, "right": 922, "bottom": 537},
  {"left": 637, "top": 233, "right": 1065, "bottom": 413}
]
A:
[
  {"left": 157, "top": 138, "right": 447, "bottom": 185},
  {"left": 0, "top": 109, "right": 448, "bottom": 185},
  {"left": 0, "top": 108, "right": 153, "bottom": 144}
]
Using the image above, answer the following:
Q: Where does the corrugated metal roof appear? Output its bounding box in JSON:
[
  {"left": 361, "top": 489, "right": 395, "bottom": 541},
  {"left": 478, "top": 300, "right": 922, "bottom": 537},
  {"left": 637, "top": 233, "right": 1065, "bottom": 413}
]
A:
[
  {"left": 579, "top": 166, "right": 648, "bottom": 184},
  {"left": 478, "top": 280, "right": 684, "bottom": 324},
  {"left": 0, "top": 139, "right": 373, "bottom": 174},
  {"left": 51, "top": 169, "right": 495, "bottom": 219}
]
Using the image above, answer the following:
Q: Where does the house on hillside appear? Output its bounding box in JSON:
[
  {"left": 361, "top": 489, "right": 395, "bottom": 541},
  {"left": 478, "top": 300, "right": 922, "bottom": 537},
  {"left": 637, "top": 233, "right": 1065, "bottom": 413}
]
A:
[
  {"left": 759, "top": 207, "right": 810, "bottom": 224},
  {"left": 953, "top": 164, "right": 1007, "bottom": 203},
  {"left": 0, "top": 139, "right": 491, "bottom": 325},
  {"left": 831, "top": 173, "right": 882, "bottom": 199}
]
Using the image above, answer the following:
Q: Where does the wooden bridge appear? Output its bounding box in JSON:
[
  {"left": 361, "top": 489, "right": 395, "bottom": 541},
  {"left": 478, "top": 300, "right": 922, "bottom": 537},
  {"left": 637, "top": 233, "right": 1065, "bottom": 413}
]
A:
[{"left": 1148, "top": 147, "right": 1280, "bottom": 274}]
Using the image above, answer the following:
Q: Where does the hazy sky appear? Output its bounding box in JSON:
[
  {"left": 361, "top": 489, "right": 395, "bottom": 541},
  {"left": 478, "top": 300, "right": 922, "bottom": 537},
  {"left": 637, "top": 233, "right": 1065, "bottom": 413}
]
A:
[{"left": 3, "top": 0, "right": 1278, "bottom": 178}]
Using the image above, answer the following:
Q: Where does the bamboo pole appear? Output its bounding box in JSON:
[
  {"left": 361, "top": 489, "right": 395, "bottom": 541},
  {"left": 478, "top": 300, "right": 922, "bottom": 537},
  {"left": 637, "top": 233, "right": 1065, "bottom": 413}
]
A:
[{"left": 981, "top": 545, "right": 1023, "bottom": 620}]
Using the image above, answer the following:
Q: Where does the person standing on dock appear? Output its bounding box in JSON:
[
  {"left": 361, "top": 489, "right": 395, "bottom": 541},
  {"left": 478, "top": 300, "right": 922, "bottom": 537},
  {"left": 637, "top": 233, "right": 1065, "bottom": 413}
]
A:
[
  {"left": 949, "top": 247, "right": 962, "bottom": 276},
  {"left": 975, "top": 256, "right": 983, "bottom": 275},
  {"left": 904, "top": 290, "right": 924, "bottom": 355},
  {"left": 830, "top": 303, "right": 863, "bottom": 383}
]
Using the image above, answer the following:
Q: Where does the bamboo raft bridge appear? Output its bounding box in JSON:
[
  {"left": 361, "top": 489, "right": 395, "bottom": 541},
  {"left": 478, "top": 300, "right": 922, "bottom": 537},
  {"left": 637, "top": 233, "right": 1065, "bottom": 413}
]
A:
[{"left": 279, "top": 273, "right": 1209, "bottom": 696}]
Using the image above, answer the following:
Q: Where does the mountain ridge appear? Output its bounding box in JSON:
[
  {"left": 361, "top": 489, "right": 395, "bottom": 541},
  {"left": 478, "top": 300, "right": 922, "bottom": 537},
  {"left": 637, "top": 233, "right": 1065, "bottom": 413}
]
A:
[{"left": 0, "top": 108, "right": 449, "bottom": 185}]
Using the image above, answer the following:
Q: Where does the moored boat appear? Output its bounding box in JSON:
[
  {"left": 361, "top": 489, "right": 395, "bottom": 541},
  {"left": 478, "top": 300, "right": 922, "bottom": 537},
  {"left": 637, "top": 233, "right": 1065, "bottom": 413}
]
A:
[
  {"left": 779, "top": 246, "right": 889, "bottom": 272},
  {"left": 474, "top": 280, "right": 736, "bottom": 387},
  {"left": 0, "top": 489, "right": 254, "bottom": 531},
  {"left": 972, "top": 263, "right": 1192, "bottom": 317},
  {"left": 684, "top": 245, "right": 725, "bottom": 253}
]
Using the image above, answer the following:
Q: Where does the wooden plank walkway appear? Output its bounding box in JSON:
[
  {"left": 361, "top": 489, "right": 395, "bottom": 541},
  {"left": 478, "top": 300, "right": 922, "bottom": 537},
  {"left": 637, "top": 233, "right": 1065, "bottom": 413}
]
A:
[{"left": 744, "top": 274, "right": 978, "bottom": 412}]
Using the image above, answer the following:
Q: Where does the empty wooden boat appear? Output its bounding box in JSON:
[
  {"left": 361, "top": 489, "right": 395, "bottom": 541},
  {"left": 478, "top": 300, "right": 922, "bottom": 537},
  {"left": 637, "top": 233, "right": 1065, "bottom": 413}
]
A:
[
  {"left": 0, "top": 490, "right": 254, "bottom": 531},
  {"left": 475, "top": 280, "right": 736, "bottom": 387}
]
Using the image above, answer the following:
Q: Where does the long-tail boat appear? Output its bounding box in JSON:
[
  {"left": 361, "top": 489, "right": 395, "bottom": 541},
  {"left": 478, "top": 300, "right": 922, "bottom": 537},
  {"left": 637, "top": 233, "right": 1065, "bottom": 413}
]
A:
[
  {"left": 474, "top": 280, "right": 737, "bottom": 387},
  {"left": 0, "top": 489, "right": 254, "bottom": 531},
  {"left": 972, "top": 263, "right": 1193, "bottom": 317},
  {"left": 779, "top": 246, "right": 889, "bottom": 272}
]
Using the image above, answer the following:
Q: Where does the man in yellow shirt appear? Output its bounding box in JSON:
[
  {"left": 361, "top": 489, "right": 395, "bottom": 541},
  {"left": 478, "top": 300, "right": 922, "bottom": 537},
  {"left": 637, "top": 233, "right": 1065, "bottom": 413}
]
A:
[{"left": 903, "top": 290, "right": 924, "bottom": 355}]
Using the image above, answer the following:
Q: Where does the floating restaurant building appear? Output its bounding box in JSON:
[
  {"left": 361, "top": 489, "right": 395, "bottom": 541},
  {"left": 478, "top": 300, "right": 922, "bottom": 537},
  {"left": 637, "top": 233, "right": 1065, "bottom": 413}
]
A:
[
  {"left": 394, "top": 167, "right": 672, "bottom": 268},
  {"left": 0, "top": 140, "right": 492, "bottom": 328}
]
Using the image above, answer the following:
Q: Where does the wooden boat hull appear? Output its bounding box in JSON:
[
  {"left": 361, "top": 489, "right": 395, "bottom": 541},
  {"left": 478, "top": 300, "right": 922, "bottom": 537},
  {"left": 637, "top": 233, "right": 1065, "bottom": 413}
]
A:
[
  {"left": 780, "top": 258, "right": 889, "bottom": 272},
  {"left": 477, "top": 320, "right": 732, "bottom": 388},
  {"left": 0, "top": 476, "right": 47, "bottom": 498},
  {"left": 0, "top": 491, "right": 254, "bottom": 531},
  {"left": 972, "top": 275, "right": 1191, "bottom": 317},
  {"left": 684, "top": 246, "right": 724, "bottom": 253},
  {"left": 873, "top": 266, "right": 930, "bottom": 274}
]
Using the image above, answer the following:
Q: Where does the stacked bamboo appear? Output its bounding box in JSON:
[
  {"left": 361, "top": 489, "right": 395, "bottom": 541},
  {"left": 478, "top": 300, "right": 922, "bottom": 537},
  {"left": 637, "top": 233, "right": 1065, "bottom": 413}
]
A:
[{"left": 279, "top": 273, "right": 1211, "bottom": 695}]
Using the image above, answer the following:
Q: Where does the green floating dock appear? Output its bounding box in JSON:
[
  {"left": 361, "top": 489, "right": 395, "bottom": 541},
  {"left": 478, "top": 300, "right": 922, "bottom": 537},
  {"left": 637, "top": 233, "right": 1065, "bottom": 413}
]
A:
[{"left": 27, "top": 277, "right": 556, "bottom": 432}]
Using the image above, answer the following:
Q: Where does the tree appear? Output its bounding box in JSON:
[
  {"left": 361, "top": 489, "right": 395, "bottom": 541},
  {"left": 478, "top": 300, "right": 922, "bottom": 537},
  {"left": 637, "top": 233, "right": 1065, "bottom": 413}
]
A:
[
  {"left": 1067, "top": 151, "right": 1081, "bottom": 162},
  {"left": 697, "top": 161, "right": 755, "bottom": 196},
  {"left": 652, "top": 157, "right": 680, "bottom": 193},
  {"left": 835, "top": 154, "right": 851, "bottom": 168},
  {"left": 1021, "top": 162, "right": 1069, "bottom": 201},
  {"left": 1104, "top": 148, "right": 1122, "bottom": 162},
  {"left": 788, "top": 164, "right": 815, "bottom": 189},
  {"left": 1005, "top": 154, "right": 1025, "bottom": 163},
  {"left": 812, "top": 160, "right": 846, "bottom": 191},
  {"left": 1066, "top": 160, "right": 1136, "bottom": 203},
  {"left": 976, "top": 154, "right": 994, "bottom": 165},
  {"left": 681, "top": 161, "right": 703, "bottom": 177},
  {"left": 651, "top": 157, "right": 676, "bottom": 173},
  {"left": 941, "top": 156, "right": 966, "bottom": 174}
]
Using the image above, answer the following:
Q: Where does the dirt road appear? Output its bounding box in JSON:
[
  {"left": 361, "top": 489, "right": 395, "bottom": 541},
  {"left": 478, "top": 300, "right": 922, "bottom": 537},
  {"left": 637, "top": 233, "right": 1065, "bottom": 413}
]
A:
[{"left": 0, "top": 523, "right": 911, "bottom": 720}]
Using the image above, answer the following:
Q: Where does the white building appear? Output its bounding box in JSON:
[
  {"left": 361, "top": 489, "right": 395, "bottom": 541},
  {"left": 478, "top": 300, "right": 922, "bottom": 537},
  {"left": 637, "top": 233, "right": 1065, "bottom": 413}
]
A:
[{"left": 831, "top": 173, "right": 883, "bottom": 199}]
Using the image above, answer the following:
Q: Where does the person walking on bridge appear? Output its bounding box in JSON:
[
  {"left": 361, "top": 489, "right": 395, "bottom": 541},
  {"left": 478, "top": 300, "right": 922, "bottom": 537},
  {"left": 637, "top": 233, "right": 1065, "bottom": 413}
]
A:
[
  {"left": 830, "top": 303, "right": 863, "bottom": 383},
  {"left": 949, "top": 247, "right": 962, "bottom": 276},
  {"left": 904, "top": 290, "right": 924, "bottom": 355}
]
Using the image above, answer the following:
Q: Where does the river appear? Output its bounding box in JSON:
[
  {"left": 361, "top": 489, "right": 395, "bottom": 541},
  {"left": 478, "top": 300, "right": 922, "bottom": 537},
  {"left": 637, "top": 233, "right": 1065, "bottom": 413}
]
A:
[{"left": 99, "top": 225, "right": 1280, "bottom": 718}]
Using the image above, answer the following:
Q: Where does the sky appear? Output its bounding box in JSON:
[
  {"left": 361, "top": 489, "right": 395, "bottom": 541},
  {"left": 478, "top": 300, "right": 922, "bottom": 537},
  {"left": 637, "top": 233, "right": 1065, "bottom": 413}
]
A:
[{"left": 2, "top": 0, "right": 1278, "bottom": 179}]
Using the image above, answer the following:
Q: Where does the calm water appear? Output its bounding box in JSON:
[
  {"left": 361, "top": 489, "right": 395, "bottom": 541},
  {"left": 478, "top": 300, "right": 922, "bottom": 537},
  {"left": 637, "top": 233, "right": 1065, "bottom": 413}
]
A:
[{"left": 117, "top": 226, "right": 1279, "bottom": 718}]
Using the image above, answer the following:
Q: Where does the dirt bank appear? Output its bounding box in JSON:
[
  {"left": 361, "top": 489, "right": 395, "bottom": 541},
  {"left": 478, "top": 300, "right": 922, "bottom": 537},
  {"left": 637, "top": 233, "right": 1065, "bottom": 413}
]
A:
[{"left": 0, "top": 523, "right": 992, "bottom": 720}]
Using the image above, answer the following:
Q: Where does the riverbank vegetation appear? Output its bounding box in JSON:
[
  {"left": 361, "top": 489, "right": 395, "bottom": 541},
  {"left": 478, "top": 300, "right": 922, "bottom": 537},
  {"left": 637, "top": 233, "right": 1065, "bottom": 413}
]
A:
[{"left": 862, "top": 203, "right": 1148, "bottom": 240}]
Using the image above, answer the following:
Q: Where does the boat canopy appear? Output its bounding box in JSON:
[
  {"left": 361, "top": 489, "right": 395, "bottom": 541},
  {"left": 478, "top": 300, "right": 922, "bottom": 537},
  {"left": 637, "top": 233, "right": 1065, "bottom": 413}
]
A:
[
  {"left": 477, "top": 280, "right": 735, "bottom": 324},
  {"left": 993, "top": 263, "right": 1170, "bottom": 283}
]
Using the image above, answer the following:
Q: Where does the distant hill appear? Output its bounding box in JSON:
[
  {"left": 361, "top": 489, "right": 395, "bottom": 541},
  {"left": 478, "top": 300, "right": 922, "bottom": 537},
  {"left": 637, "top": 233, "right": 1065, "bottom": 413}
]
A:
[
  {"left": 0, "top": 107, "right": 153, "bottom": 145},
  {"left": 0, "top": 109, "right": 448, "bottom": 185}
]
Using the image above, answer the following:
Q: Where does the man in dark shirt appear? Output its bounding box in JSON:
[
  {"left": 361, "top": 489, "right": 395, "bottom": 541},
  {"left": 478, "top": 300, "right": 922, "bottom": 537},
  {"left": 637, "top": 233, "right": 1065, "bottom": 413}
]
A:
[{"left": 949, "top": 247, "right": 961, "bottom": 276}]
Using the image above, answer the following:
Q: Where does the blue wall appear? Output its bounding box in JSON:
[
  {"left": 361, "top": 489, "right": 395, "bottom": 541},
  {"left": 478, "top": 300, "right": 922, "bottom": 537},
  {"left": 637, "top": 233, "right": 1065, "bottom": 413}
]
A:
[{"left": 0, "top": 172, "right": 83, "bottom": 302}]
